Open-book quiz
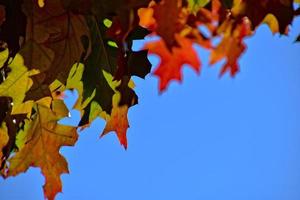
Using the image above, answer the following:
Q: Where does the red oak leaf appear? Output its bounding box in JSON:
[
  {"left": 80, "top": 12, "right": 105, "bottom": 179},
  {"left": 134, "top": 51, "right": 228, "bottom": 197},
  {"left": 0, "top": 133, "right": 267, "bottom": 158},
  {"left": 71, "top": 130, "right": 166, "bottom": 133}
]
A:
[
  {"left": 146, "top": 34, "right": 201, "bottom": 92},
  {"left": 101, "top": 105, "right": 129, "bottom": 149}
]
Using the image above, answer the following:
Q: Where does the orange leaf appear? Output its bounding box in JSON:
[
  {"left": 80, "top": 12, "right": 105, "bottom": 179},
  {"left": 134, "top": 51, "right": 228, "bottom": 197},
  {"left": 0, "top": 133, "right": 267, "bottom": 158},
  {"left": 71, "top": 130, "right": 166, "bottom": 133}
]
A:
[
  {"left": 210, "top": 18, "right": 251, "bottom": 77},
  {"left": 146, "top": 35, "right": 201, "bottom": 91},
  {"left": 6, "top": 98, "right": 78, "bottom": 200},
  {"left": 101, "top": 105, "right": 129, "bottom": 149},
  {"left": 0, "top": 124, "right": 8, "bottom": 165},
  {"left": 152, "top": 0, "right": 185, "bottom": 47},
  {"left": 138, "top": 7, "right": 156, "bottom": 30}
]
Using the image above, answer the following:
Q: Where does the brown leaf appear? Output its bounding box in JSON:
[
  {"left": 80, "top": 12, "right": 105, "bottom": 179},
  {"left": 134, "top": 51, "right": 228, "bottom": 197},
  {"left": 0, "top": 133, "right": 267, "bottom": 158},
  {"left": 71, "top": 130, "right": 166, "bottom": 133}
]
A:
[
  {"left": 21, "top": 0, "right": 91, "bottom": 101},
  {"left": 153, "top": 0, "right": 183, "bottom": 47}
]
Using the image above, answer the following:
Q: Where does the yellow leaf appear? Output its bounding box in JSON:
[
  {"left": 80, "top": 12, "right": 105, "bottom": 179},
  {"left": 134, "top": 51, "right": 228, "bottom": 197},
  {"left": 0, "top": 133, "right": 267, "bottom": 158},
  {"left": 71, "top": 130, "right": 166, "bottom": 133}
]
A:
[
  {"left": 66, "top": 63, "right": 95, "bottom": 110},
  {"left": 11, "top": 101, "right": 34, "bottom": 117},
  {"left": 7, "top": 98, "right": 78, "bottom": 200},
  {"left": 263, "top": 14, "right": 279, "bottom": 34},
  {"left": 0, "top": 50, "right": 39, "bottom": 104},
  {"left": 187, "top": 0, "right": 210, "bottom": 13},
  {"left": 52, "top": 99, "right": 69, "bottom": 119}
]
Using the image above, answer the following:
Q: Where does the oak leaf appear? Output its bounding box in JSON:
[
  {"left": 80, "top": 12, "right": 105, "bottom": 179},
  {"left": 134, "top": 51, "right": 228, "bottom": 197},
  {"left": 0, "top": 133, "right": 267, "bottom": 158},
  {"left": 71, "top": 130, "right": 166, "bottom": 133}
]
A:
[
  {"left": 101, "top": 93, "right": 130, "bottom": 149},
  {"left": 21, "top": 0, "right": 91, "bottom": 101},
  {"left": 231, "top": 0, "right": 294, "bottom": 34},
  {"left": 0, "top": 0, "right": 298, "bottom": 199},
  {"left": 210, "top": 18, "right": 251, "bottom": 76},
  {"left": 0, "top": 50, "right": 39, "bottom": 105},
  {"left": 146, "top": 35, "right": 201, "bottom": 91},
  {"left": 152, "top": 0, "right": 184, "bottom": 47},
  {"left": 6, "top": 97, "right": 78, "bottom": 200}
]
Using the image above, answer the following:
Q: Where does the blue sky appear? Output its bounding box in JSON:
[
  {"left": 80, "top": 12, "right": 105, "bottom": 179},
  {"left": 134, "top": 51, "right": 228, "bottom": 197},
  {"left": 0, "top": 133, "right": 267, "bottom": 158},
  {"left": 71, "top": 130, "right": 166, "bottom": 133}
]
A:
[{"left": 1, "top": 19, "right": 300, "bottom": 200}]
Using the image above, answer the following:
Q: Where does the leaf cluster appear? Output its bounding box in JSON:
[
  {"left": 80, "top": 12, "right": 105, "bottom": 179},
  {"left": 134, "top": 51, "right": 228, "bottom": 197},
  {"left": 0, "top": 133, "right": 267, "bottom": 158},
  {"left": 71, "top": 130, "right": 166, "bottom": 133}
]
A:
[{"left": 0, "top": 0, "right": 299, "bottom": 199}]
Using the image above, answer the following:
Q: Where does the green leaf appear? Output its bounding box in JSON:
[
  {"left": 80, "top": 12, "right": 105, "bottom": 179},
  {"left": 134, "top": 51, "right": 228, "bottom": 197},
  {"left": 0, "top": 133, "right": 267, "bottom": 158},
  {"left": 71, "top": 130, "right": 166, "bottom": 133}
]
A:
[
  {"left": 188, "top": 0, "right": 210, "bottom": 12},
  {"left": 21, "top": 0, "right": 91, "bottom": 101},
  {"left": 81, "top": 16, "right": 116, "bottom": 116}
]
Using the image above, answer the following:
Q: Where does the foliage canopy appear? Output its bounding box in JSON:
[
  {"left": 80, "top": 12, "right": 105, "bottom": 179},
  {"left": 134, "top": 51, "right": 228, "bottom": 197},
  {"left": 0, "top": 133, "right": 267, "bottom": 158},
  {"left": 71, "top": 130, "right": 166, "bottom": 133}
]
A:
[{"left": 0, "top": 0, "right": 299, "bottom": 199}]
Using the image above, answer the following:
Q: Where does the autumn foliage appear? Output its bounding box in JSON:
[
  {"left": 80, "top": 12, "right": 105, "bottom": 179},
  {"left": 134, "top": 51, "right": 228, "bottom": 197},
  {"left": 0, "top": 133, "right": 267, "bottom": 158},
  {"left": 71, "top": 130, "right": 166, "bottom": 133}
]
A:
[{"left": 0, "top": 0, "right": 299, "bottom": 199}]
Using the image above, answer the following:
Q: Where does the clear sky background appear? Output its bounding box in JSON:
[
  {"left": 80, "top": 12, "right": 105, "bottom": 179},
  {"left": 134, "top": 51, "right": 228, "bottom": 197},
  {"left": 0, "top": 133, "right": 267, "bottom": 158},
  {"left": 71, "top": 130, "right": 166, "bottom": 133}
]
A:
[{"left": 1, "top": 18, "right": 300, "bottom": 200}]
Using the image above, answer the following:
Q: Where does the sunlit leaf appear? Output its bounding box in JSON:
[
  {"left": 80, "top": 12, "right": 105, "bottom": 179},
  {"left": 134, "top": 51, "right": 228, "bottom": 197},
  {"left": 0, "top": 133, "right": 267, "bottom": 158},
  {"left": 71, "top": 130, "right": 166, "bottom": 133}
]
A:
[
  {"left": 0, "top": 0, "right": 298, "bottom": 198},
  {"left": 0, "top": 123, "right": 8, "bottom": 164},
  {"left": 0, "top": 50, "right": 39, "bottom": 105},
  {"left": 6, "top": 98, "right": 78, "bottom": 200},
  {"left": 146, "top": 35, "right": 201, "bottom": 91}
]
